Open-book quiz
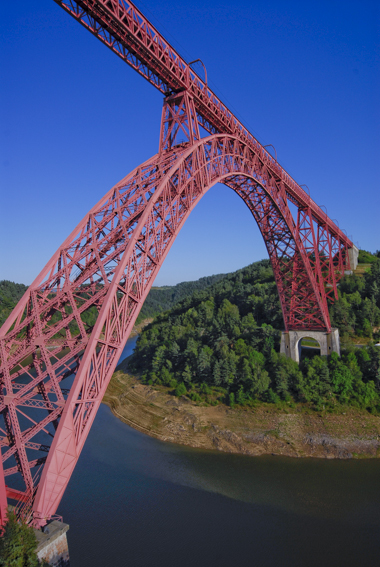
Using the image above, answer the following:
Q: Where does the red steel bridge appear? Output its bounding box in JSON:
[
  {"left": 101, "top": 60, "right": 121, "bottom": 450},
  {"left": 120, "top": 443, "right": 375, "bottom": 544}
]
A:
[{"left": 0, "top": 0, "right": 356, "bottom": 528}]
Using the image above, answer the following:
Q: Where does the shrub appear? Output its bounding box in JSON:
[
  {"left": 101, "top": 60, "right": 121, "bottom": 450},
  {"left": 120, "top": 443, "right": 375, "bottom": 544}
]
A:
[
  {"left": 174, "top": 383, "right": 187, "bottom": 397},
  {"left": 358, "top": 249, "right": 378, "bottom": 264}
]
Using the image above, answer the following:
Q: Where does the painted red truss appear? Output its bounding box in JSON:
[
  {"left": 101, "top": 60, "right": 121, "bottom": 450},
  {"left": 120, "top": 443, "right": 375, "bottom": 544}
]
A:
[
  {"left": 0, "top": 3, "right": 354, "bottom": 528},
  {"left": 53, "top": 0, "right": 351, "bottom": 248}
]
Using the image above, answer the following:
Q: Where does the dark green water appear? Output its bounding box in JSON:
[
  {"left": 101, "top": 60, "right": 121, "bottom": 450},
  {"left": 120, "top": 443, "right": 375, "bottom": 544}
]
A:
[{"left": 58, "top": 338, "right": 380, "bottom": 566}]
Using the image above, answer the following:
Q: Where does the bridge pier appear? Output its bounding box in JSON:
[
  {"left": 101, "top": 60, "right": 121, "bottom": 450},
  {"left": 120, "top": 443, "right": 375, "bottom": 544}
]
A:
[
  {"left": 280, "top": 329, "right": 340, "bottom": 363},
  {"left": 35, "top": 520, "right": 70, "bottom": 566},
  {"left": 347, "top": 245, "right": 359, "bottom": 273}
]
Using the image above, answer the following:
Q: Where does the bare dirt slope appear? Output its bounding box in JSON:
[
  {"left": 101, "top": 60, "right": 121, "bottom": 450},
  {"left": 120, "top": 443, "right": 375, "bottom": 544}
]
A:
[{"left": 104, "top": 366, "right": 380, "bottom": 460}]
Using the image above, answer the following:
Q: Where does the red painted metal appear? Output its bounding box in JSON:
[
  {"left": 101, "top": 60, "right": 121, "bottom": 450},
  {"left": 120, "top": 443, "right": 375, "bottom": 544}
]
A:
[
  {"left": 52, "top": 0, "right": 351, "bottom": 250},
  {"left": 0, "top": 3, "right": 354, "bottom": 527},
  {"left": 0, "top": 455, "right": 7, "bottom": 527}
]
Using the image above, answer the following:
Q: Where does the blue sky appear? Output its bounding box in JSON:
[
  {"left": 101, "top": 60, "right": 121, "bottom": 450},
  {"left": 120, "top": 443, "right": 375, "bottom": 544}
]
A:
[{"left": 1, "top": 0, "right": 379, "bottom": 286}]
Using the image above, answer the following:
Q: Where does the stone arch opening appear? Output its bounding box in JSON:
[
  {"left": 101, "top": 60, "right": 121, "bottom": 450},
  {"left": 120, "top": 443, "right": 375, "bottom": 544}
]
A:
[
  {"left": 298, "top": 336, "right": 321, "bottom": 361},
  {"left": 280, "top": 329, "right": 340, "bottom": 363}
]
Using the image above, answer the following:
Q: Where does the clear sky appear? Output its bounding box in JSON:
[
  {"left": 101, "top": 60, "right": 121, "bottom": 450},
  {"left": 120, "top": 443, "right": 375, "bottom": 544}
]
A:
[{"left": 1, "top": 0, "right": 379, "bottom": 286}]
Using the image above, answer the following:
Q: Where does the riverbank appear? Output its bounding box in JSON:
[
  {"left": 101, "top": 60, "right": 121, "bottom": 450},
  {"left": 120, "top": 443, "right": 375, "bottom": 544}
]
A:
[
  {"left": 128, "top": 318, "right": 154, "bottom": 337},
  {"left": 104, "top": 357, "right": 380, "bottom": 460}
]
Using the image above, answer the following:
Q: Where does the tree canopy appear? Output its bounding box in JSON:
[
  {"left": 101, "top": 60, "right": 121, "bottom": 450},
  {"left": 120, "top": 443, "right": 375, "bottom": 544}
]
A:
[
  {"left": 0, "top": 511, "right": 42, "bottom": 567},
  {"left": 129, "top": 259, "right": 380, "bottom": 412},
  {"left": 330, "top": 257, "right": 380, "bottom": 339}
]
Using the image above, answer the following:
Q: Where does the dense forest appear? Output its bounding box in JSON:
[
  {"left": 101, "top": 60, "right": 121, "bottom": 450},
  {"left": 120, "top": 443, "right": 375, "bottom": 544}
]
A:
[{"left": 129, "top": 253, "right": 380, "bottom": 413}]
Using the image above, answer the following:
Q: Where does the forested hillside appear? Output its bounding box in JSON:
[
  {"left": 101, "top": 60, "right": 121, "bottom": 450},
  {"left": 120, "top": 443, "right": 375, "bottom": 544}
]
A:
[
  {"left": 0, "top": 271, "right": 226, "bottom": 329},
  {"left": 330, "top": 259, "right": 380, "bottom": 340},
  {"left": 137, "top": 272, "right": 228, "bottom": 322},
  {"left": 129, "top": 256, "right": 380, "bottom": 413},
  {"left": 0, "top": 280, "right": 28, "bottom": 327},
  {"left": 2, "top": 253, "right": 380, "bottom": 415}
]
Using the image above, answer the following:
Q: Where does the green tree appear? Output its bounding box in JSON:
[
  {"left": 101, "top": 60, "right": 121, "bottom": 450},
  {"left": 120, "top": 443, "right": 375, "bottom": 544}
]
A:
[
  {"left": 197, "top": 346, "right": 213, "bottom": 381},
  {"left": 328, "top": 353, "right": 354, "bottom": 403},
  {"left": 184, "top": 338, "right": 198, "bottom": 368},
  {"left": 0, "top": 511, "right": 40, "bottom": 567},
  {"left": 151, "top": 345, "right": 166, "bottom": 373},
  {"left": 362, "top": 318, "right": 373, "bottom": 338},
  {"left": 236, "top": 386, "right": 246, "bottom": 405},
  {"left": 299, "top": 356, "right": 332, "bottom": 407},
  {"left": 248, "top": 363, "right": 270, "bottom": 397},
  {"left": 181, "top": 365, "right": 193, "bottom": 385},
  {"left": 365, "top": 346, "right": 380, "bottom": 386},
  {"left": 234, "top": 338, "right": 248, "bottom": 357},
  {"left": 174, "top": 383, "right": 187, "bottom": 397},
  {"left": 212, "top": 360, "right": 222, "bottom": 386},
  {"left": 240, "top": 358, "right": 252, "bottom": 385},
  {"left": 160, "top": 366, "right": 173, "bottom": 386},
  {"left": 270, "top": 353, "right": 303, "bottom": 400}
]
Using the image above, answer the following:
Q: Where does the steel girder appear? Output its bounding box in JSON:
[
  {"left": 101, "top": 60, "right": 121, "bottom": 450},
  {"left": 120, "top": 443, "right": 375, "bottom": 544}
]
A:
[
  {"left": 0, "top": 1, "right": 353, "bottom": 530},
  {"left": 0, "top": 121, "right": 348, "bottom": 526},
  {"left": 53, "top": 0, "right": 352, "bottom": 255}
]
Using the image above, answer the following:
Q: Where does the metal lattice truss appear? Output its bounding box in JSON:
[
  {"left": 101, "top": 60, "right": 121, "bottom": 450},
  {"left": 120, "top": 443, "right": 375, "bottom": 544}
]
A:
[
  {"left": 53, "top": 0, "right": 351, "bottom": 250},
  {"left": 0, "top": 94, "right": 350, "bottom": 526},
  {"left": 0, "top": 2, "right": 353, "bottom": 528}
]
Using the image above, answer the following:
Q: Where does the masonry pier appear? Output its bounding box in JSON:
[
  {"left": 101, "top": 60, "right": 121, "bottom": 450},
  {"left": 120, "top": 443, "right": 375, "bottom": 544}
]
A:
[
  {"left": 347, "top": 245, "right": 359, "bottom": 273},
  {"left": 280, "top": 329, "right": 340, "bottom": 363},
  {"left": 34, "top": 520, "right": 70, "bottom": 566}
]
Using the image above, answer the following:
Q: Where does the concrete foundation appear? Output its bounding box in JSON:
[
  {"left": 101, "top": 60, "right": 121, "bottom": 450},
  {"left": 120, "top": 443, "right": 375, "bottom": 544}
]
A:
[
  {"left": 348, "top": 245, "right": 359, "bottom": 271},
  {"left": 280, "top": 328, "right": 340, "bottom": 363},
  {"left": 34, "top": 520, "right": 70, "bottom": 567}
]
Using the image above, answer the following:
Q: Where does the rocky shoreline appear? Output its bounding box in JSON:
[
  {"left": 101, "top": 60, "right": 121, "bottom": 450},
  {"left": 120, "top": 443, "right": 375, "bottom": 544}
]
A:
[{"left": 104, "top": 362, "right": 380, "bottom": 460}]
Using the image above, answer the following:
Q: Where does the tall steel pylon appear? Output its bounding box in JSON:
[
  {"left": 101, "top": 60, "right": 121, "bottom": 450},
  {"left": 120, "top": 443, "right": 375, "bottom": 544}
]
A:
[{"left": 0, "top": 1, "right": 354, "bottom": 527}]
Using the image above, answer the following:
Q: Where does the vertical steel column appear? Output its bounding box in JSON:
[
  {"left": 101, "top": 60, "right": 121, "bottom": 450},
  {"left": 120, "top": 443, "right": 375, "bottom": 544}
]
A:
[
  {"left": 159, "top": 91, "right": 200, "bottom": 154},
  {"left": 0, "top": 457, "right": 7, "bottom": 527}
]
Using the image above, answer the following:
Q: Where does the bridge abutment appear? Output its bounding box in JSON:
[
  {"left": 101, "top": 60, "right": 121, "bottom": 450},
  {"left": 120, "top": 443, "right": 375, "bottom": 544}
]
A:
[
  {"left": 280, "top": 329, "right": 340, "bottom": 363},
  {"left": 35, "top": 520, "right": 70, "bottom": 566}
]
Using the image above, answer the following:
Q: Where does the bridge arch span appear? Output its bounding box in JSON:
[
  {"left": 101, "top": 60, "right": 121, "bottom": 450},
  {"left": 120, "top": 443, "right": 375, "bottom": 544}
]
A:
[{"left": 1, "top": 133, "right": 330, "bottom": 526}]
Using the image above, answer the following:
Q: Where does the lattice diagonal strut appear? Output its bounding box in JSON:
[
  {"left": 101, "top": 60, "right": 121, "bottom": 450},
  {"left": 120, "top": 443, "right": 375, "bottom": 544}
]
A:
[
  {"left": 2, "top": 0, "right": 355, "bottom": 526},
  {"left": 53, "top": 0, "right": 352, "bottom": 252},
  {"left": 0, "top": 100, "right": 350, "bottom": 526}
]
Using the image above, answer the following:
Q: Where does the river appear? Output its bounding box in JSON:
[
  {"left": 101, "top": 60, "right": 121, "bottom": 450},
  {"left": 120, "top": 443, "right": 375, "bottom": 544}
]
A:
[{"left": 58, "top": 337, "right": 380, "bottom": 566}]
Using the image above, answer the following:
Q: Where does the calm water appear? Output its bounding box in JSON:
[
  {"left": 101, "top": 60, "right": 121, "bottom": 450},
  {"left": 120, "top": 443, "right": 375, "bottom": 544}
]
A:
[{"left": 58, "top": 338, "right": 380, "bottom": 566}]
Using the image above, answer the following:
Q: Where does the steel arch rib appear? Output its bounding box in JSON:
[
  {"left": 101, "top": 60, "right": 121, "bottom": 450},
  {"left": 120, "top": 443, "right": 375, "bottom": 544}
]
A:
[{"left": 1, "top": 134, "right": 333, "bottom": 525}]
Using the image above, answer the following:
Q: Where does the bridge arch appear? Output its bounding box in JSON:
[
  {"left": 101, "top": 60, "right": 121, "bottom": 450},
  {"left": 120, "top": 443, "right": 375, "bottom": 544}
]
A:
[
  {"left": 1, "top": 133, "right": 330, "bottom": 525},
  {"left": 297, "top": 336, "right": 322, "bottom": 360}
]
